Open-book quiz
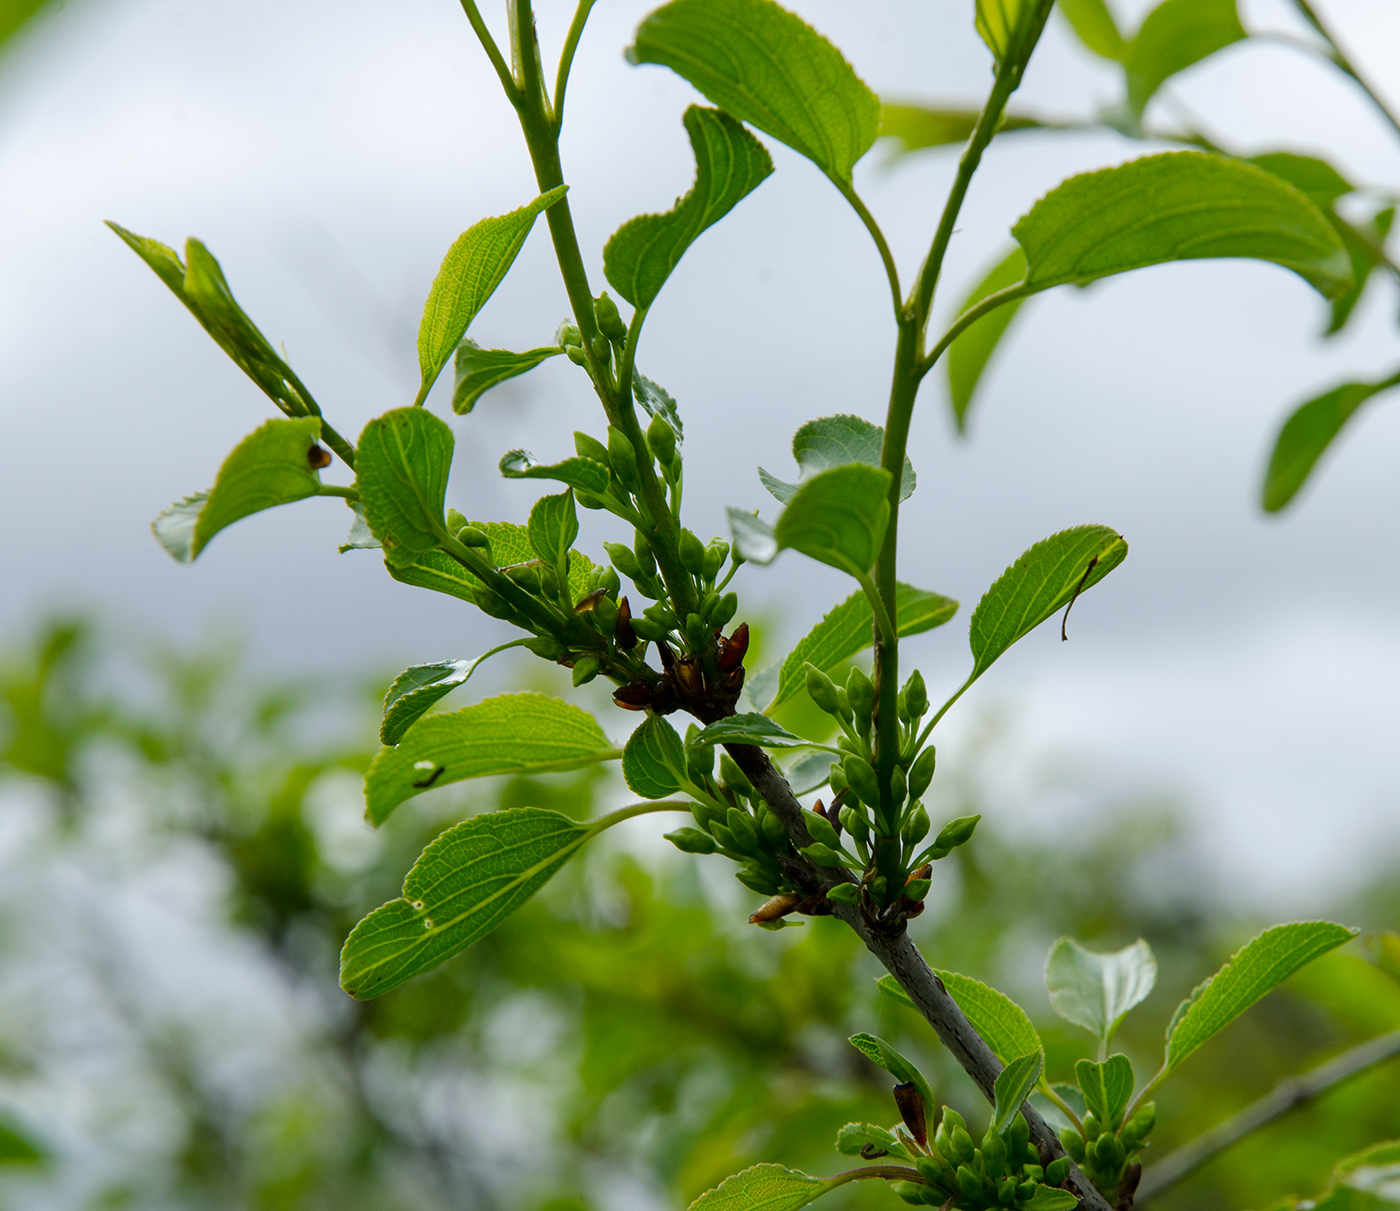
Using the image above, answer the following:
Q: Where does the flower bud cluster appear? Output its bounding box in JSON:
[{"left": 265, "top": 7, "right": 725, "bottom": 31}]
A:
[{"left": 1059, "top": 1101, "right": 1155, "bottom": 1201}]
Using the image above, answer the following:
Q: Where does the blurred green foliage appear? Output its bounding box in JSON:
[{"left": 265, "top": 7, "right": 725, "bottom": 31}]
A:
[{"left": 0, "top": 619, "right": 1396, "bottom": 1210}]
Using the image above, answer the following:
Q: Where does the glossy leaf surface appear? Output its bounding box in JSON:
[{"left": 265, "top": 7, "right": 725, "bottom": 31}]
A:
[
  {"left": 416, "top": 186, "right": 567, "bottom": 402},
  {"left": 1165, "top": 921, "right": 1357, "bottom": 1072},
  {"left": 452, "top": 341, "right": 560, "bottom": 414},
  {"left": 848, "top": 1032, "right": 935, "bottom": 1113},
  {"left": 759, "top": 414, "right": 914, "bottom": 505},
  {"left": 527, "top": 491, "right": 579, "bottom": 572},
  {"left": 605, "top": 106, "right": 772, "bottom": 310},
  {"left": 773, "top": 464, "right": 892, "bottom": 577},
  {"left": 1014, "top": 152, "right": 1352, "bottom": 299},
  {"left": 970, "top": 525, "right": 1127, "bottom": 678},
  {"left": 1075, "top": 1055, "right": 1135, "bottom": 1131},
  {"left": 364, "top": 694, "right": 618, "bottom": 825},
  {"left": 380, "top": 646, "right": 521, "bottom": 746},
  {"left": 499, "top": 450, "right": 611, "bottom": 496},
  {"left": 1045, "top": 937, "right": 1157, "bottom": 1048},
  {"left": 835, "top": 1122, "right": 909, "bottom": 1160},
  {"left": 948, "top": 248, "right": 1029, "bottom": 431},
  {"left": 629, "top": 0, "right": 879, "bottom": 183},
  {"left": 688, "top": 1164, "right": 827, "bottom": 1211},
  {"left": 357, "top": 408, "right": 453, "bottom": 566},
  {"left": 929, "top": 971, "right": 1044, "bottom": 1064},
  {"left": 992, "top": 1051, "right": 1044, "bottom": 1134},
  {"left": 622, "top": 714, "right": 690, "bottom": 799},
  {"left": 688, "top": 714, "right": 811, "bottom": 749},
  {"left": 340, "top": 807, "right": 591, "bottom": 999}
]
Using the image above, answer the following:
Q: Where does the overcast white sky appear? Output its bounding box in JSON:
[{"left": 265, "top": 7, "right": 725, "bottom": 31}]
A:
[{"left": 1, "top": 0, "right": 1399, "bottom": 905}]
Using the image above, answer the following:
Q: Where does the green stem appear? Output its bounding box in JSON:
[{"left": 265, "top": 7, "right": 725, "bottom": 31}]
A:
[
  {"left": 587, "top": 798, "right": 693, "bottom": 839},
  {"left": 822, "top": 1165, "right": 927, "bottom": 1192},
  {"left": 439, "top": 531, "right": 575, "bottom": 637},
  {"left": 553, "top": 0, "right": 597, "bottom": 133},
  {"left": 836, "top": 181, "right": 902, "bottom": 315},
  {"left": 316, "top": 485, "right": 360, "bottom": 501},
  {"left": 1288, "top": 0, "right": 1400, "bottom": 141},
  {"left": 1040, "top": 1081, "right": 1086, "bottom": 1136},
  {"left": 457, "top": 0, "right": 519, "bottom": 102},
  {"left": 921, "top": 283, "right": 1035, "bottom": 377},
  {"left": 917, "top": 673, "right": 976, "bottom": 750}
]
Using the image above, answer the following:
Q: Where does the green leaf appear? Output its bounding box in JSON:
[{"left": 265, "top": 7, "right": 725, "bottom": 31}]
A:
[
  {"left": 993, "top": 1051, "right": 1044, "bottom": 1135},
  {"left": 784, "top": 751, "right": 835, "bottom": 795},
  {"left": 527, "top": 490, "right": 579, "bottom": 573},
  {"left": 758, "top": 414, "right": 914, "bottom": 505},
  {"left": 452, "top": 340, "right": 561, "bottom": 414},
  {"left": 970, "top": 525, "right": 1128, "bottom": 679},
  {"left": 835, "top": 1122, "right": 909, "bottom": 1160},
  {"left": 1327, "top": 208, "right": 1393, "bottom": 336},
  {"left": 1014, "top": 152, "right": 1353, "bottom": 300},
  {"left": 976, "top": 0, "right": 1043, "bottom": 67},
  {"left": 151, "top": 493, "right": 209, "bottom": 565},
  {"left": 688, "top": 713, "right": 814, "bottom": 749},
  {"left": 1311, "top": 1140, "right": 1400, "bottom": 1210},
  {"left": 386, "top": 522, "right": 595, "bottom": 607},
  {"left": 1075, "top": 1055, "right": 1135, "bottom": 1131},
  {"left": 339, "top": 502, "right": 380, "bottom": 552},
  {"left": 632, "top": 371, "right": 684, "bottom": 439},
  {"left": 356, "top": 408, "right": 454, "bottom": 565},
  {"left": 930, "top": 971, "right": 1044, "bottom": 1066},
  {"left": 1125, "top": 0, "right": 1246, "bottom": 116},
  {"left": 1261, "top": 372, "right": 1400, "bottom": 512},
  {"left": 847, "top": 1033, "right": 936, "bottom": 1113},
  {"left": 622, "top": 714, "right": 691, "bottom": 799},
  {"left": 380, "top": 645, "right": 523, "bottom": 746},
  {"left": 1165, "top": 921, "right": 1358, "bottom": 1072},
  {"left": 878, "top": 104, "right": 1048, "bottom": 155},
  {"left": 340, "top": 807, "right": 592, "bottom": 998},
  {"left": 416, "top": 185, "right": 567, "bottom": 403},
  {"left": 758, "top": 583, "right": 957, "bottom": 714},
  {"left": 688, "top": 1163, "right": 828, "bottom": 1211},
  {"left": 948, "top": 248, "right": 1029, "bottom": 432},
  {"left": 1044, "top": 937, "right": 1157, "bottom": 1049},
  {"left": 499, "top": 449, "right": 611, "bottom": 496},
  {"left": 108, "top": 224, "right": 316, "bottom": 419},
  {"left": 629, "top": 0, "right": 880, "bottom": 184},
  {"left": 774, "top": 464, "right": 891, "bottom": 577},
  {"left": 605, "top": 105, "right": 772, "bottom": 311},
  {"left": 1248, "top": 152, "right": 1353, "bottom": 212},
  {"left": 1020, "top": 1188, "right": 1079, "bottom": 1211},
  {"left": 1058, "top": 0, "right": 1125, "bottom": 60},
  {"left": 0, "top": 1120, "right": 44, "bottom": 1165},
  {"left": 363, "top": 694, "right": 619, "bottom": 825}
]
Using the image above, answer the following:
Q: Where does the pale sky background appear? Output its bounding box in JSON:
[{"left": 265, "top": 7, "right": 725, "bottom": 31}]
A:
[{"left": 1, "top": 0, "right": 1399, "bottom": 907}]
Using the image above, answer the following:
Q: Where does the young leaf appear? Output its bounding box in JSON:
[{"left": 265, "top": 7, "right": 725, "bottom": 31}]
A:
[
  {"left": 835, "top": 1122, "right": 909, "bottom": 1160},
  {"left": 452, "top": 340, "right": 561, "bottom": 414},
  {"left": 1045, "top": 937, "right": 1157, "bottom": 1050},
  {"left": 363, "top": 693, "right": 619, "bottom": 825},
  {"left": 340, "top": 807, "right": 592, "bottom": 999},
  {"left": 605, "top": 106, "right": 772, "bottom": 311},
  {"left": 947, "top": 248, "right": 1029, "bottom": 432},
  {"left": 527, "top": 491, "right": 579, "bottom": 574},
  {"left": 339, "top": 502, "right": 380, "bottom": 552},
  {"left": 416, "top": 185, "right": 568, "bottom": 404},
  {"left": 758, "top": 414, "right": 915, "bottom": 505},
  {"left": 931, "top": 970, "right": 1044, "bottom": 1065},
  {"left": 773, "top": 464, "right": 892, "bottom": 577},
  {"left": 379, "top": 645, "right": 523, "bottom": 746},
  {"left": 760, "top": 583, "right": 957, "bottom": 714},
  {"left": 387, "top": 524, "right": 595, "bottom": 606},
  {"left": 976, "top": 0, "right": 1042, "bottom": 68},
  {"left": 622, "top": 714, "right": 691, "bottom": 799},
  {"left": 152, "top": 494, "right": 210, "bottom": 564},
  {"left": 628, "top": 0, "right": 879, "bottom": 184},
  {"left": 1247, "top": 153, "right": 1353, "bottom": 213},
  {"left": 108, "top": 224, "right": 316, "bottom": 421},
  {"left": 499, "top": 450, "right": 611, "bottom": 496},
  {"left": 356, "top": 408, "right": 454, "bottom": 565},
  {"left": 992, "top": 1051, "right": 1044, "bottom": 1135},
  {"left": 688, "top": 714, "right": 813, "bottom": 749},
  {"left": 847, "top": 1033, "right": 936, "bottom": 1113},
  {"left": 1075, "top": 1055, "right": 1135, "bottom": 1131},
  {"left": 1014, "top": 152, "right": 1352, "bottom": 300},
  {"left": 632, "top": 371, "right": 684, "bottom": 438},
  {"left": 688, "top": 1164, "right": 828, "bottom": 1211},
  {"left": 1164, "top": 921, "right": 1358, "bottom": 1072},
  {"left": 1020, "top": 1189, "right": 1079, "bottom": 1211},
  {"left": 879, "top": 104, "right": 1047, "bottom": 155},
  {"left": 1058, "top": 0, "right": 1125, "bottom": 60},
  {"left": 1261, "top": 372, "right": 1400, "bottom": 512},
  {"left": 970, "top": 525, "right": 1128, "bottom": 679},
  {"left": 1125, "top": 0, "right": 1246, "bottom": 116},
  {"left": 784, "top": 752, "right": 835, "bottom": 795}
]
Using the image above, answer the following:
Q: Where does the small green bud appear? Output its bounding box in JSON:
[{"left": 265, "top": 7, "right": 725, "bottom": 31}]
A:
[
  {"left": 595, "top": 291, "right": 627, "bottom": 340},
  {"left": 902, "top": 804, "right": 930, "bottom": 846},
  {"left": 592, "top": 595, "right": 618, "bottom": 633},
  {"left": 839, "top": 805, "right": 869, "bottom": 843},
  {"left": 949, "top": 1125, "right": 976, "bottom": 1167},
  {"left": 1060, "top": 1128, "right": 1085, "bottom": 1164},
  {"left": 998, "top": 1176, "right": 1018, "bottom": 1205},
  {"left": 719, "top": 753, "right": 753, "bottom": 794},
  {"left": 1006, "top": 1114, "right": 1030, "bottom": 1167},
  {"left": 1091, "top": 1132, "right": 1119, "bottom": 1169},
  {"left": 590, "top": 334, "right": 612, "bottom": 366},
  {"left": 805, "top": 809, "right": 839, "bottom": 849},
  {"left": 954, "top": 1165, "right": 983, "bottom": 1202},
  {"left": 453, "top": 524, "right": 490, "bottom": 549},
  {"left": 982, "top": 1126, "right": 1007, "bottom": 1177},
  {"left": 897, "top": 689, "right": 910, "bottom": 724},
  {"left": 523, "top": 636, "right": 568, "bottom": 661},
  {"left": 1082, "top": 1112, "right": 1101, "bottom": 1142},
  {"left": 664, "top": 828, "right": 716, "bottom": 855},
  {"left": 1022, "top": 1165, "right": 1043, "bottom": 1183},
  {"left": 1045, "top": 1157, "right": 1071, "bottom": 1185},
  {"left": 505, "top": 564, "right": 542, "bottom": 594},
  {"left": 712, "top": 592, "right": 738, "bottom": 627},
  {"left": 903, "top": 877, "right": 931, "bottom": 902},
  {"left": 834, "top": 686, "right": 853, "bottom": 721},
  {"left": 633, "top": 531, "right": 657, "bottom": 574},
  {"left": 678, "top": 528, "right": 706, "bottom": 576},
  {"left": 599, "top": 566, "right": 621, "bottom": 595},
  {"left": 603, "top": 541, "right": 641, "bottom": 579},
  {"left": 804, "top": 664, "right": 840, "bottom": 715},
  {"left": 574, "top": 431, "right": 610, "bottom": 463},
  {"left": 734, "top": 866, "right": 785, "bottom": 896},
  {"left": 842, "top": 756, "right": 881, "bottom": 808},
  {"left": 725, "top": 807, "right": 758, "bottom": 853},
  {"left": 607, "top": 426, "right": 638, "bottom": 484},
  {"left": 709, "top": 822, "right": 737, "bottom": 851},
  {"left": 933, "top": 813, "right": 980, "bottom": 853},
  {"left": 556, "top": 320, "right": 582, "bottom": 347},
  {"left": 889, "top": 1182, "right": 925, "bottom": 1206},
  {"left": 904, "top": 669, "right": 928, "bottom": 719},
  {"left": 801, "top": 843, "right": 843, "bottom": 867},
  {"left": 702, "top": 539, "right": 729, "bottom": 579},
  {"left": 571, "top": 655, "right": 601, "bottom": 686},
  {"left": 446, "top": 508, "right": 468, "bottom": 532},
  {"left": 629, "top": 615, "right": 666, "bottom": 642},
  {"left": 646, "top": 413, "right": 677, "bottom": 466},
  {"left": 1121, "top": 1101, "right": 1156, "bottom": 1149},
  {"left": 825, "top": 882, "right": 860, "bottom": 905},
  {"left": 907, "top": 745, "right": 937, "bottom": 801},
  {"left": 889, "top": 765, "right": 908, "bottom": 810},
  {"left": 846, "top": 666, "right": 875, "bottom": 727},
  {"left": 691, "top": 800, "right": 725, "bottom": 831},
  {"left": 575, "top": 491, "right": 604, "bottom": 510},
  {"left": 1018, "top": 1180, "right": 1037, "bottom": 1201},
  {"left": 565, "top": 343, "right": 588, "bottom": 366},
  {"left": 685, "top": 612, "right": 708, "bottom": 652},
  {"left": 760, "top": 811, "right": 787, "bottom": 848},
  {"left": 827, "top": 763, "right": 849, "bottom": 799},
  {"left": 868, "top": 875, "right": 887, "bottom": 900}
]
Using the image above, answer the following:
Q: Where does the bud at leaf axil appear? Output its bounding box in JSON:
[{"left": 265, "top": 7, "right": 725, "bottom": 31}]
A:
[
  {"left": 594, "top": 291, "right": 627, "bottom": 340},
  {"left": 607, "top": 426, "right": 638, "bottom": 483},
  {"left": 664, "top": 828, "right": 717, "bottom": 854},
  {"left": 647, "top": 413, "right": 677, "bottom": 466},
  {"left": 907, "top": 745, "right": 937, "bottom": 802},
  {"left": 804, "top": 663, "right": 840, "bottom": 715}
]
